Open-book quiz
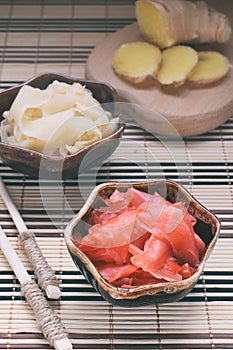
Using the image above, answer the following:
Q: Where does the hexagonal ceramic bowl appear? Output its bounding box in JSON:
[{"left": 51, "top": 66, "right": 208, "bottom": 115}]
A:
[
  {"left": 65, "top": 180, "right": 220, "bottom": 307},
  {"left": 0, "top": 73, "right": 124, "bottom": 179}
]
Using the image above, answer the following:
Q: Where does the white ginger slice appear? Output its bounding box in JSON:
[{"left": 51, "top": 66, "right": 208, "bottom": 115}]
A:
[
  {"left": 188, "top": 51, "right": 230, "bottom": 84},
  {"left": 156, "top": 45, "right": 198, "bottom": 86},
  {"left": 112, "top": 42, "right": 162, "bottom": 84}
]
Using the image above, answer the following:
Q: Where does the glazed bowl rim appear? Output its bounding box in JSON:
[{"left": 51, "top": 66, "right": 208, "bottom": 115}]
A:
[{"left": 64, "top": 179, "right": 221, "bottom": 299}]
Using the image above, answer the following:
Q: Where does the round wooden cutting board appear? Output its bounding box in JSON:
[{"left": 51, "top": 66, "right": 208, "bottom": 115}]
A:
[{"left": 86, "top": 0, "right": 233, "bottom": 137}]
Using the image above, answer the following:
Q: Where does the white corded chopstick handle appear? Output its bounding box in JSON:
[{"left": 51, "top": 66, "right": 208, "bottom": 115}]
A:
[
  {"left": 0, "top": 227, "right": 73, "bottom": 350},
  {"left": 0, "top": 177, "right": 61, "bottom": 299},
  {"left": 19, "top": 230, "right": 61, "bottom": 299},
  {"left": 21, "top": 279, "right": 72, "bottom": 350}
]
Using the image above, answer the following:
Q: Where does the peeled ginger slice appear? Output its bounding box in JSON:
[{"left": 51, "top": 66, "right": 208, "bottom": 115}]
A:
[
  {"left": 188, "top": 51, "right": 230, "bottom": 84},
  {"left": 112, "top": 41, "right": 162, "bottom": 83},
  {"left": 156, "top": 45, "right": 198, "bottom": 86}
]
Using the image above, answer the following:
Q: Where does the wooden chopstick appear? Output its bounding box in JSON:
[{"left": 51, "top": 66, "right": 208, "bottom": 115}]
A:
[
  {"left": 0, "top": 226, "right": 73, "bottom": 350},
  {"left": 0, "top": 177, "right": 61, "bottom": 299}
]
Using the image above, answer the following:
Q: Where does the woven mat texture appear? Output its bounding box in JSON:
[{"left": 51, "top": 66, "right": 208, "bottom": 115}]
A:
[{"left": 0, "top": 1, "right": 233, "bottom": 349}]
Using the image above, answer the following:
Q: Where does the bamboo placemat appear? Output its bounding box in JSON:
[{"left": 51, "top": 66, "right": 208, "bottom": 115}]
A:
[{"left": 0, "top": 1, "right": 233, "bottom": 349}]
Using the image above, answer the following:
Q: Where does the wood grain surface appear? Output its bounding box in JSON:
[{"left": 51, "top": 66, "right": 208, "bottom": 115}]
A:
[{"left": 86, "top": 0, "right": 233, "bottom": 137}]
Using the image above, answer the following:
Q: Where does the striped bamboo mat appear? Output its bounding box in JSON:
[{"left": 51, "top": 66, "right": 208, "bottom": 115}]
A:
[{"left": 0, "top": 1, "right": 233, "bottom": 350}]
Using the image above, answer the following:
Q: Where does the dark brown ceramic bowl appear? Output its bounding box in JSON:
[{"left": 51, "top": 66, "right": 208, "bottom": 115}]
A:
[
  {"left": 65, "top": 180, "right": 220, "bottom": 307},
  {"left": 0, "top": 73, "right": 124, "bottom": 179}
]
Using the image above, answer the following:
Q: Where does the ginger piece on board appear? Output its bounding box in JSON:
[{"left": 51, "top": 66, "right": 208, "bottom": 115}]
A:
[
  {"left": 188, "top": 51, "right": 230, "bottom": 84},
  {"left": 136, "top": 0, "right": 232, "bottom": 49},
  {"left": 156, "top": 45, "right": 199, "bottom": 86},
  {"left": 112, "top": 41, "right": 162, "bottom": 84}
]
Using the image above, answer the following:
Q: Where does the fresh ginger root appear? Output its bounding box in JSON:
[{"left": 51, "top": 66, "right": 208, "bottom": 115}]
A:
[
  {"left": 112, "top": 41, "right": 162, "bottom": 83},
  {"left": 188, "top": 51, "right": 230, "bottom": 84},
  {"left": 156, "top": 45, "right": 199, "bottom": 86},
  {"left": 136, "top": 0, "right": 232, "bottom": 48}
]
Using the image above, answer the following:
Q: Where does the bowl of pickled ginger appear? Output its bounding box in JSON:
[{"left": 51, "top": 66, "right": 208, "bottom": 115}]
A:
[
  {"left": 65, "top": 180, "right": 220, "bottom": 307},
  {"left": 0, "top": 73, "right": 124, "bottom": 179}
]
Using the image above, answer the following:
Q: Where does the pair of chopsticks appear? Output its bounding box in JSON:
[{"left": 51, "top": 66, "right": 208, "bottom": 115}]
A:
[{"left": 0, "top": 178, "right": 73, "bottom": 350}]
